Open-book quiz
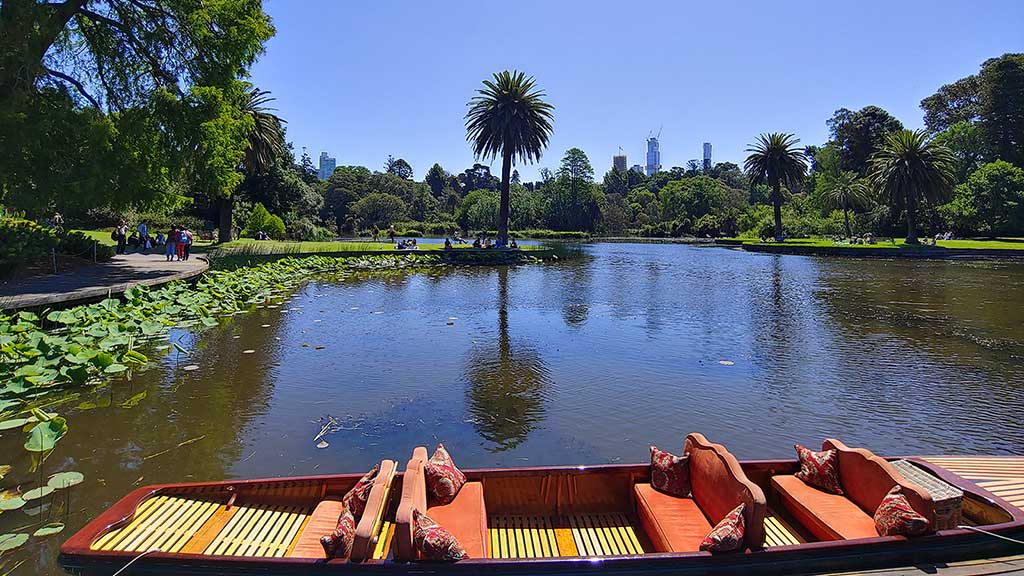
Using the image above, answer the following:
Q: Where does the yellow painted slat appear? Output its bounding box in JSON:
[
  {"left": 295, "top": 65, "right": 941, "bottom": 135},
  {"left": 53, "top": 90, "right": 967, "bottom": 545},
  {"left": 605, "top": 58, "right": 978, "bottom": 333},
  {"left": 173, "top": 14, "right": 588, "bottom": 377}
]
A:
[
  {"left": 615, "top": 513, "right": 644, "bottom": 554},
  {"left": 132, "top": 498, "right": 201, "bottom": 552},
  {"left": 228, "top": 506, "right": 275, "bottom": 556},
  {"left": 278, "top": 511, "right": 310, "bottom": 558},
  {"left": 207, "top": 504, "right": 255, "bottom": 556},
  {"left": 243, "top": 506, "right": 286, "bottom": 556},
  {"left": 261, "top": 508, "right": 301, "bottom": 557},
  {"left": 375, "top": 520, "right": 393, "bottom": 560},
  {"left": 92, "top": 496, "right": 167, "bottom": 550},
  {"left": 120, "top": 497, "right": 187, "bottom": 552},
  {"left": 151, "top": 500, "right": 216, "bottom": 553},
  {"left": 165, "top": 502, "right": 221, "bottom": 553}
]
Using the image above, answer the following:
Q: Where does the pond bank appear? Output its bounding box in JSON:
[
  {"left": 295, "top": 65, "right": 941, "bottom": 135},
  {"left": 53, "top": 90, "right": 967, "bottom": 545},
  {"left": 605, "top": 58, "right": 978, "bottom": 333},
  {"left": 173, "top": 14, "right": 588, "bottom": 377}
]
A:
[
  {"left": 735, "top": 242, "right": 1024, "bottom": 260},
  {"left": 0, "top": 253, "right": 209, "bottom": 311}
]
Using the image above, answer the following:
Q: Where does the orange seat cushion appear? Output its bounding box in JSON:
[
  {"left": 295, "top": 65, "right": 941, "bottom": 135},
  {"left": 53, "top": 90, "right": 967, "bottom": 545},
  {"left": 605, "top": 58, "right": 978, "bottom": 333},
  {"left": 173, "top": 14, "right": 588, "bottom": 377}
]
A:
[
  {"left": 634, "top": 483, "right": 712, "bottom": 553},
  {"left": 426, "top": 481, "right": 488, "bottom": 558},
  {"left": 288, "top": 499, "right": 345, "bottom": 559},
  {"left": 772, "top": 475, "right": 878, "bottom": 541}
]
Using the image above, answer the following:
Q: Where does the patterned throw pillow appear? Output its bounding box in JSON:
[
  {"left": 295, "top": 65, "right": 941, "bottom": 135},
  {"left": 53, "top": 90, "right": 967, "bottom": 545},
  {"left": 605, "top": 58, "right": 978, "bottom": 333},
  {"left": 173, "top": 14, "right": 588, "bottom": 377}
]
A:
[
  {"left": 424, "top": 444, "right": 467, "bottom": 505},
  {"left": 650, "top": 445, "right": 691, "bottom": 497},
  {"left": 794, "top": 444, "right": 844, "bottom": 494},
  {"left": 342, "top": 464, "right": 379, "bottom": 520},
  {"left": 320, "top": 507, "right": 356, "bottom": 559},
  {"left": 874, "top": 486, "right": 930, "bottom": 536},
  {"left": 700, "top": 503, "right": 746, "bottom": 552},
  {"left": 412, "top": 508, "right": 468, "bottom": 561}
]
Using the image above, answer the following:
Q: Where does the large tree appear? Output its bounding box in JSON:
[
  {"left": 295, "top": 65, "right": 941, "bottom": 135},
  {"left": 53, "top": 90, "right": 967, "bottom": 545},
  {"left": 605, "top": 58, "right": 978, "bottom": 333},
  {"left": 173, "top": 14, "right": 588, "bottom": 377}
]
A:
[
  {"left": 820, "top": 171, "right": 871, "bottom": 239},
  {"left": 384, "top": 155, "right": 413, "bottom": 180},
  {"left": 979, "top": 54, "right": 1024, "bottom": 167},
  {"left": 744, "top": 133, "right": 807, "bottom": 240},
  {"left": 465, "top": 70, "right": 554, "bottom": 245},
  {"left": 827, "top": 106, "right": 904, "bottom": 175},
  {"left": 869, "top": 129, "right": 955, "bottom": 243},
  {"left": 425, "top": 163, "right": 448, "bottom": 197},
  {"left": 0, "top": 0, "right": 272, "bottom": 109},
  {"left": 921, "top": 76, "right": 982, "bottom": 133}
]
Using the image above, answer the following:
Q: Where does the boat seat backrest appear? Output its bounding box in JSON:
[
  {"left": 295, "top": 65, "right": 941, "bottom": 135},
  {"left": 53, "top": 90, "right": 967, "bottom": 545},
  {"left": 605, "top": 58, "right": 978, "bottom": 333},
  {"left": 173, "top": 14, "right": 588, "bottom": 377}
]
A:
[
  {"left": 823, "top": 439, "right": 935, "bottom": 527},
  {"left": 685, "top": 433, "right": 767, "bottom": 550},
  {"left": 352, "top": 459, "right": 398, "bottom": 561},
  {"left": 394, "top": 446, "right": 429, "bottom": 561}
]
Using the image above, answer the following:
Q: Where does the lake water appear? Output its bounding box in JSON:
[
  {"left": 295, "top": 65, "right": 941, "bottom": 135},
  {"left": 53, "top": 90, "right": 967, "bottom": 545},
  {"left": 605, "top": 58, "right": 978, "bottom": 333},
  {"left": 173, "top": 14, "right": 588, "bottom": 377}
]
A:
[{"left": 4, "top": 242, "right": 1024, "bottom": 574}]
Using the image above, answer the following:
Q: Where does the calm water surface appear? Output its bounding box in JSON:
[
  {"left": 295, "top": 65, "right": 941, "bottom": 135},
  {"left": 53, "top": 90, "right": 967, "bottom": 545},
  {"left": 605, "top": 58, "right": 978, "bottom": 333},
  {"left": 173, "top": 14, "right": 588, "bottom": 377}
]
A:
[{"left": 4, "top": 243, "right": 1024, "bottom": 573}]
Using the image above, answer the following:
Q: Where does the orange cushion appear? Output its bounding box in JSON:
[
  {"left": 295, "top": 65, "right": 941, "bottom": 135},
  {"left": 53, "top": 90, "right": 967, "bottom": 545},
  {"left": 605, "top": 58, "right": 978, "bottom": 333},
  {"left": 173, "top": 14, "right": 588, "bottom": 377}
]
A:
[
  {"left": 772, "top": 475, "right": 878, "bottom": 541},
  {"left": 634, "top": 483, "right": 712, "bottom": 553},
  {"left": 288, "top": 499, "right": 345, "bottom": 559},
  {"left": 426, "top": 481, "right": 488, "bottom": 558}
]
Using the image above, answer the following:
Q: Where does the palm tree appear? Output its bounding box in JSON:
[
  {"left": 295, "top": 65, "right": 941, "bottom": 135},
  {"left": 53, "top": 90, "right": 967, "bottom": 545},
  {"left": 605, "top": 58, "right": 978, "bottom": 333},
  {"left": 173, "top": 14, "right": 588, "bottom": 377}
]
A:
[
  {"left": 465, "top": 71, "right": 554, "bottom": 245},
  {"left": 218, "top": 87, "right": 286, "bottom": 243},
  {"left": 744, "top": 133, "right": 807, "bottom": 241},
  {"left": 868, "top": 129, "right": 955, "bottom": 244},
  {"left": 821, "top": 171, "right": 871, "bottom": 239}
]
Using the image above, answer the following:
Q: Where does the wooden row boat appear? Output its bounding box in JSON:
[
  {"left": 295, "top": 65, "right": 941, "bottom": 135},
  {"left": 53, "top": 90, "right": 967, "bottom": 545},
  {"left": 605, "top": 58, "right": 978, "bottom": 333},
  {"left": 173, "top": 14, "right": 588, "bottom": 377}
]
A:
[{"left": 59, "top": 435, "right": 1024, "bottom": 575}]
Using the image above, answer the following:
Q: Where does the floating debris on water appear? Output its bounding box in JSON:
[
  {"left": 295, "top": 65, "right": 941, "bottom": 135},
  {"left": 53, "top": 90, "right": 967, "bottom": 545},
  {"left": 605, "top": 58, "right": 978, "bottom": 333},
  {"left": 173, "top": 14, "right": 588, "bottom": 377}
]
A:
[
  {"left": 718, "top": 360, "right": 735, "bottom": 366},
  {"left": 183, "top": 365, "right": 199, "bottom": 372},
  {"left": 242, "top": 350, "right": 255, "bottom": 354}
]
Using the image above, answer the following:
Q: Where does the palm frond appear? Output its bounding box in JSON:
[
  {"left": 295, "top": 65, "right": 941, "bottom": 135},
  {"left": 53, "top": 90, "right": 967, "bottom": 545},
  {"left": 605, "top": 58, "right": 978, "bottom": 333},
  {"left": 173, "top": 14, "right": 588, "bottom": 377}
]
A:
[{"left": 465, "top": 70, "right": 554, "bottom": 165}]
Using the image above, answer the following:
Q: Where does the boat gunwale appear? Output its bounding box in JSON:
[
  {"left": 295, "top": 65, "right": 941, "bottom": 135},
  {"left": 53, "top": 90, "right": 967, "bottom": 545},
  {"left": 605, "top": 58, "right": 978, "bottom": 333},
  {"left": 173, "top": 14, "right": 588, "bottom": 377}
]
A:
[{"left": 59, "top": 456, "right": 1024, "bottom": 571}]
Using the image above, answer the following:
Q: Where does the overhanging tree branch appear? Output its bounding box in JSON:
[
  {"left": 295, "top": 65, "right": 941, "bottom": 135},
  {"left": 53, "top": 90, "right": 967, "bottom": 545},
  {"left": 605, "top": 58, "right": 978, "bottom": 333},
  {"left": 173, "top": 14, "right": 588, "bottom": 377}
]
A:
[{"left": 44, "top": 67, "right": 101, "bottom": 109}]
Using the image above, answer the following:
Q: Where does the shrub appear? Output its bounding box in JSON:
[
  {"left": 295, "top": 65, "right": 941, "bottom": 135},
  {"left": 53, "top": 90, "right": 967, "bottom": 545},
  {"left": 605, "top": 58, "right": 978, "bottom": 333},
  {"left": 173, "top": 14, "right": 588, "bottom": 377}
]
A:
[
  {"left": 692, "top": 214, "right": 721, "bottom": 237},
  {"left": 241, "top": 203, "right": 286, "bottom": 239},
  {"left": 59, "top": 231, "right": 114, "bottom": 261},
  {"left": 286, "top": 216, "right": 334, "bottom": 242},
  {"left": 0, "top": 219, "right": 58, "bottom": 276}
]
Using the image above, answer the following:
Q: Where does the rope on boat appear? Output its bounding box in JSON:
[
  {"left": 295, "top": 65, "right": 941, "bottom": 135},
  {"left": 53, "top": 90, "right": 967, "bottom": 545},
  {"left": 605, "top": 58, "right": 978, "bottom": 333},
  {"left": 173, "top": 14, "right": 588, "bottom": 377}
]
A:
[
  {"left": 111, "top": 548, "right": 162, "bottom": 576},
  {"left": 958, "top": 525, "right": 1024, "bottom": 546}
]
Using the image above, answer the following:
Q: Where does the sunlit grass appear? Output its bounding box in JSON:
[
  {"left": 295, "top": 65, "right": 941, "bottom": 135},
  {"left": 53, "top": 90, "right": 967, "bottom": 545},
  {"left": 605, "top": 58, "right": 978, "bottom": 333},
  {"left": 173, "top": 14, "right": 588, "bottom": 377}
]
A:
[{"left": 742, "top": 237, "right": 1024, "bottom": 250}]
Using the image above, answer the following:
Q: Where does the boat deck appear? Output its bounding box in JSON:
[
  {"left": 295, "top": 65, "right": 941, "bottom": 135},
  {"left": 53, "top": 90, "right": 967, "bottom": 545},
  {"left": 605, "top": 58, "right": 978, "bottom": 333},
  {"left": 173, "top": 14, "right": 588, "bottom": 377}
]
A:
[{"left": 84, "top": 456, "right": 1024, "bottom": 563}]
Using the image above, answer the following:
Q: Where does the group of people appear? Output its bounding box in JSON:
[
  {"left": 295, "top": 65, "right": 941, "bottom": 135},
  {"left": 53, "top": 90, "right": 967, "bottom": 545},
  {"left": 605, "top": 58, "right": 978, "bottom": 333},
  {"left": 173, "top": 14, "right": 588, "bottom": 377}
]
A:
[
  {"left": 110, "top": 220, "right": 193, "bottom": 260},
  {"left": 928, "top": 231, "right": 957, "bottom": 245},
  {"left": 396, "top": 238, "right": 419, "bottom": 250},
  {"left": 469, "top": 235, "right": 517, "bottom": 249}
]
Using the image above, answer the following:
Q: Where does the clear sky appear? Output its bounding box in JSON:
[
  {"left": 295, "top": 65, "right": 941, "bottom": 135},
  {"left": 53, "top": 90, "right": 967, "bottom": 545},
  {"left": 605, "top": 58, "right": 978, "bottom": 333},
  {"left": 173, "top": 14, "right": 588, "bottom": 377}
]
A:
[{"left": 250, "top": 0, "right": 1023, "bottom": 182}]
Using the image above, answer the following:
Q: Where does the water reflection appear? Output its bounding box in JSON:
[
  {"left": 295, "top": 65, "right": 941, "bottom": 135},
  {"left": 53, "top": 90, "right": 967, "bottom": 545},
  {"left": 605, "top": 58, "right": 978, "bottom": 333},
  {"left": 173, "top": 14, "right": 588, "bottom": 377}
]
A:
[{"left": 465, "top": 267, "right": 552, "bottom": 452}]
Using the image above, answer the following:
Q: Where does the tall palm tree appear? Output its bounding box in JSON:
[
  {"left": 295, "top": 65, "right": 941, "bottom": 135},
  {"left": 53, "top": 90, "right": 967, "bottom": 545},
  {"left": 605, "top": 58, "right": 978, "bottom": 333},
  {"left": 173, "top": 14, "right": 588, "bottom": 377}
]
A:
[
  {"left": 218, "top": 87, "right": 286, "bottom": 242},
  {"left": 821, "top": 171, "right": 872, "bottom": 239},
  {"left": 465, "top": 71, "right": 554, "bottom": 245},
  {"left": 868, "top": 129, "right": 955, "bottom": 244},
  {"left": 744, "top": 133, "right": 807, "bottom": 241}
]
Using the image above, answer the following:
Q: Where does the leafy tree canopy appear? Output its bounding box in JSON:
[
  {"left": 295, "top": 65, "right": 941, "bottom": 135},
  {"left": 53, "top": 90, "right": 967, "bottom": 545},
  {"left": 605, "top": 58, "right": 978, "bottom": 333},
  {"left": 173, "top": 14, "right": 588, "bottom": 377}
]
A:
[{"left": 827, "top": 106, "right": 904, "bottom": 175}]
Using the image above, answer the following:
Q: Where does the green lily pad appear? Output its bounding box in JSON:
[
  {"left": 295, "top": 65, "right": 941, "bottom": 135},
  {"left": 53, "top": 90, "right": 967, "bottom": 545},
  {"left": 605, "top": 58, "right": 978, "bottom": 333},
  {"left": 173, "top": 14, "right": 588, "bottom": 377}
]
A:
[
  {"left": 48, "top": 471, "right": 84, "bottom": 489},
  {"left": 0, "top": 489, "right": 25, "bottom": 511},
  {"left": 0, "top": 533, "right": 28, "bottom": 551},
  {"left": 0, "top": 465, "right": 10, "bottom": 480},
  {"left": 32, "top": 522, "right": 65, "bottom": 537},
  {"left": 22, "top": 486, "right": 54, "bottom": 501},
  {"left": 120, "top": 391, "right": 147, "bottom": 408},
  {"left": 24, "top": 416, "right": 68, "bottom": 452},
  {"left": 0, "top": 418, "right": 29, "bottom": 431},
  {"left": 103, "top": 363, "right": 128, "bottom": 374}
]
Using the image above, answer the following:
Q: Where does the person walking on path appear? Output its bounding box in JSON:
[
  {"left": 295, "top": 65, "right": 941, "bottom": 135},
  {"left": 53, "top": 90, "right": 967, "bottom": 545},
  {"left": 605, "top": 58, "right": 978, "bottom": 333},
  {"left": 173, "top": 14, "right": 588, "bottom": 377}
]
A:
[
  {"left": 138, "top": 221, "right": 149, "bottom": 254},
  {"left": 165, "top": 226, "right": 178, "bottom": 262},
  {"left": 181, "top": 227, "right": 194, "bottom": 261},
  {"left": 114, "top": 221, "right": 128, "bottom": 255},
  {"left": 175, "top": 227, "right": 186, "bottom": 261}
]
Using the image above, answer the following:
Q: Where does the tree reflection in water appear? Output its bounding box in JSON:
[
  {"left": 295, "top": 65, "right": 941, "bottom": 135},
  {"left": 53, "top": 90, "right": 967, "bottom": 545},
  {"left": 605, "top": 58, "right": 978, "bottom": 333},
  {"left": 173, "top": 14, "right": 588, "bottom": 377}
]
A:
[{"left": 465, "top": 266, "right": 551, "bottom": 452}]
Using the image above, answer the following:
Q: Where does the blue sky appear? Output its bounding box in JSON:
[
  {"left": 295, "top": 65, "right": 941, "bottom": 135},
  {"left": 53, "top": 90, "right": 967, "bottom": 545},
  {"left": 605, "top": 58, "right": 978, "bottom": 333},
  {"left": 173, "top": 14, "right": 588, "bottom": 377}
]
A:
[{"left": 250, "top": 0, "right": 1023, "bottom": 182}]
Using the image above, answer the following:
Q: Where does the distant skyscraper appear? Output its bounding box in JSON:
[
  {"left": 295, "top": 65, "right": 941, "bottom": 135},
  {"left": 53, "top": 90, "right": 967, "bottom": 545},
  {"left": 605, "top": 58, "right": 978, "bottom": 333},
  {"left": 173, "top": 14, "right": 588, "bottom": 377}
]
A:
[
  {"left": 703, "top": 142, "right": 712, "bottom": 170},
  {"left": 631, "top": 164, "right": 644, "bottom": 174},
  {"left": 318, "top": 152, "right": 336, "bottom": 180},
  {"left": 646, "top": 137, "right": 661, "bottom": 176},
  {"left": 613, "top": 153, "right": 627, "bottom": 172}
]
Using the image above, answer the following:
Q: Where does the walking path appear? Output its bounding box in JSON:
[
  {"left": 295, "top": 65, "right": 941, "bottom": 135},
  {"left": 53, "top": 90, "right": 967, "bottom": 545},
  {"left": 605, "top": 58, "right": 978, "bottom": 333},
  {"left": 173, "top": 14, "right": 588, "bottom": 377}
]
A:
[{"left": 0, "top": 252, "right": 208, "bottom": 310}]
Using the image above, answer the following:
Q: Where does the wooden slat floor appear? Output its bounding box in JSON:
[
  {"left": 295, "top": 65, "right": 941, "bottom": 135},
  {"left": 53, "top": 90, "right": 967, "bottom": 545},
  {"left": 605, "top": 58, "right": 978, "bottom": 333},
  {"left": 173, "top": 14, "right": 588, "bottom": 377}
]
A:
[
  {"left": 922, "top": 456, "right": 1024, "bottom": 510},
  {"left": 202, "top": 502, "right": 311, "bottom": 557},
  {"left": 764, "top": 513, "right": 804, "bottom": 547},
  {"left": 487, "top": 513, "right": 643, "bottom": 558}
]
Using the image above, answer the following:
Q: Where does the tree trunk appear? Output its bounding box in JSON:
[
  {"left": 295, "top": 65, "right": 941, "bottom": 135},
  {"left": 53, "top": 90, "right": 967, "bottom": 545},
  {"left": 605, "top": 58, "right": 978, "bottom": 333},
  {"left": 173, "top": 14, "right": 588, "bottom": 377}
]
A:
[
  {"left": 217, "top": 197, "right": 233, "bottom": 243},
  {"left": 772, "top": 183, "right": 783, "bottom": 241},
  {"left": 843, "top": 202, "right": 852, "bottom": 239},
  {"left": 904, "top": 191, "right": 919, "bottom": 244},
  {"left": 497, "top": 147, "right": 512, "bottom": 246}
]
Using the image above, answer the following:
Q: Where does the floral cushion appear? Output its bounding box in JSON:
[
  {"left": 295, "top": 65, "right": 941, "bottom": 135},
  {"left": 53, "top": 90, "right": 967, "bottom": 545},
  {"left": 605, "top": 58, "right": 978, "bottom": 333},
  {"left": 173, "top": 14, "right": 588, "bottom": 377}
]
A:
[
  {"left": 874, "top": 486, "right": 930, "bottom": 536},
  {"left": 794, "top": 444, "right": 843, "bottom": 494},
  {"left": 700, "top": 503, "right": 746, "bottom": 552},
  {"left": 412, "top": 508, "right": 468, "bottom": 561},
  {"left": 320, "top": 507, "right": 356, "bottom": 559},
  {"left": 650, "top": 445, "right": 691, "bottom": 497},
  {"left": 424, "top": 444, "right": 466, "bottom": 505},
  {"left": 342, "top": 464, "right": 379, "bottom": 520}
]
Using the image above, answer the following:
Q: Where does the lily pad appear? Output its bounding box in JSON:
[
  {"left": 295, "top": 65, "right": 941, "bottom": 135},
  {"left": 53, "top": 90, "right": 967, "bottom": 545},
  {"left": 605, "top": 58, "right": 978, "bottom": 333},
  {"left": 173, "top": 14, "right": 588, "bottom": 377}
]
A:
[
  {"left": 0, "top": 533, "right": 29, "bottom": 551},
  {"left": 0, "top": 418, "right": 30, "bottom": 431},
  {"left": 120, "top": 391, "right": 147, "bottom": 408},
  {"left": 0, "top": 465, "right": 10, "bottom": 481},
  {"left": 103, "top": 363, "right": 128, "bottom": 374},
  {"left": 32, "top": 522, "right": 65, "bottom": 537},
  {"left": 22, "top": 486, "right": 54, "bottom": 501},
  {"left": 24, "top": 416, "right": 68, "bottom": 452},
  {"left": 48, "top": 471, "right": 84, "bottom": 489},
  {"left": 0, "top": 489, "right": 25, "bottom": 511}
]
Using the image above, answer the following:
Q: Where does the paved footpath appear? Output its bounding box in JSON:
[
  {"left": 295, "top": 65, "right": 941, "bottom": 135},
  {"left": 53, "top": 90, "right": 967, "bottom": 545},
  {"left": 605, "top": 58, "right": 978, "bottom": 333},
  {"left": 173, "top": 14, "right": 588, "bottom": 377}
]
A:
[{"left": 0, "top": 252, "right": 208, "bottom": 310}]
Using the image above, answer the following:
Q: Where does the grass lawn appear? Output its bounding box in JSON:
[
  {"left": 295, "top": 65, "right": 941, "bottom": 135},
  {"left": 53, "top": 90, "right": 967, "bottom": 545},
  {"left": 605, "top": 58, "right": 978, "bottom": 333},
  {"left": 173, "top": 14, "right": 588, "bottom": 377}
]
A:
[
  {"left": 740, "top": 237, "right": 1024, "bottom": 250},
  {"left": 73, "top": 229, "right": 116, "bottom": 247}
]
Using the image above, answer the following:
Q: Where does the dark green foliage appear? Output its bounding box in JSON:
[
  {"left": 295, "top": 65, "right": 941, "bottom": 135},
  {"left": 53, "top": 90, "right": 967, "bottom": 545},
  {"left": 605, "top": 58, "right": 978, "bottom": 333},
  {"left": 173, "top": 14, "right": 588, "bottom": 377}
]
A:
[
  {"left": 240, "top": 203, "right": 285, "bottom": 239},
  {"left": 921, "top": 76, "right": 982, "bottom": 133},
  {"left": 744, "top": 133, "right": 807, "bottom": 240},
  {"left": 978, "top": 54, "right": 1024, "bottom": 168},
  {"left": 827, "top": 106, "right": 904, "bottom": 175},
  {"left": 940, "top": 161, "right": 1024, "bottom": 236},
  {"left": 351, "top": 193, "right": 408, "bottom": 229},
  {"left": 0, "top": 219, "right": 113, "bottom": 277}
]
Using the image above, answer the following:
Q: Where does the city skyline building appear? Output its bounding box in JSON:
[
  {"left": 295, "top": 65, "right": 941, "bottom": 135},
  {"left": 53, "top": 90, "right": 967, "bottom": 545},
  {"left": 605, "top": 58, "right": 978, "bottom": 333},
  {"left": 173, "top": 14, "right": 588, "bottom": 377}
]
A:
[
  {"left": 631, "top": 164, "right": 644, "bottom": 174},
  {"left": 613, "top": 152, "right": 627, "bottom": 172},
  {"left": 318, "top": 151, "right": 336, "bottom": 180},
  {"left": 645, "top": 136, "right": 661, "bottom": 176},
  {"left": 703, "top": 142, "right": 712, "bottom": 170}
]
